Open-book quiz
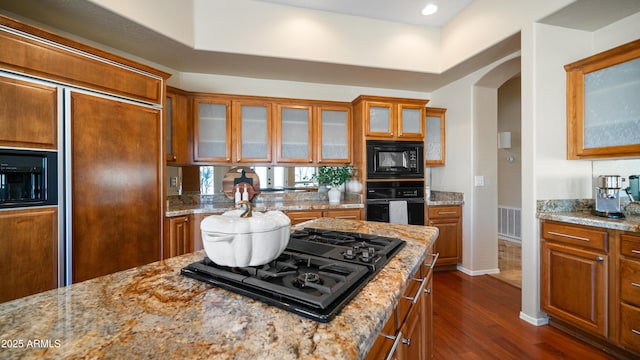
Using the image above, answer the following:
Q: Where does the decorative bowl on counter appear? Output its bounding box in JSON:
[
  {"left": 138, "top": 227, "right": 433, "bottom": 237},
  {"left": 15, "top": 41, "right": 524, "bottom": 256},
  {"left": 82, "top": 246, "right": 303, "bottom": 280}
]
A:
[{"left": 200, "top": 202, "right": 291, "bottom": 267}]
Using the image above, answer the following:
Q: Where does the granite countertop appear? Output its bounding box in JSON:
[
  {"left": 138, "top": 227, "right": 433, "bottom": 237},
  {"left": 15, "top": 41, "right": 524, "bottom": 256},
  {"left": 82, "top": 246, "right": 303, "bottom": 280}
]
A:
[
  {"left": 167, "top": 199, "right": 364, "bottom": 217},
  {"left": 0, "top": 218, "right": 438, "bottom": 360},
  {"left": 425, "top": 190, "right": 464, "bottom": 206},
  {"left": 537, "top": 210, "right": 640, "bottom": 232}
]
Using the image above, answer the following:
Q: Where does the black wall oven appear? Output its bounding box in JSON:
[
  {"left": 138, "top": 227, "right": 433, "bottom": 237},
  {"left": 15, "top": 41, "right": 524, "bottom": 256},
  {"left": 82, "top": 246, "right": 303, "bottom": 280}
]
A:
[
  {"left": 0, "top": 149, "right": 58, "bottom": 208},
  {"left": 366, "top": 140, "right": 424, "bottom": 179},
  {"left": 366, "top": 181, "right": 424, "bottom": 225}
]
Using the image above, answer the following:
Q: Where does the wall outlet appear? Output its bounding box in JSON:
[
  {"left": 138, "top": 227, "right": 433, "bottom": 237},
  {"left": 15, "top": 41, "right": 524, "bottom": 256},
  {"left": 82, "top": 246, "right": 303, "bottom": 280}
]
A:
[
  {"left": 170, "top": 177, "right": 178, "bottom": 187},
  {"left": 474, "top": 175, "right": 485, "bottom": 187}
]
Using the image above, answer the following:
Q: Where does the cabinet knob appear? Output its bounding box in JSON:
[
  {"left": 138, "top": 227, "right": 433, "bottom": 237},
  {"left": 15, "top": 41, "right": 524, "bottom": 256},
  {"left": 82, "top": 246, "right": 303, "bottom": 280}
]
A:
[
  {"left": 185, "top": 218, "right": 189, "bottom": 222},
  {"left": 309, "top": 159, "right": 313, "bottom": 163},
  {"left": 402, "top": 338, "right": 411, "bottom": 346},
  {"left": 390, "top": 132, "right": 394, "bottom": 136},
  {"left": 596, "top": 256, "right": 604, "bottom": 262},
  {"left": 172, "top": 155, "right": 177, "bottom": 160},
  {"left": 226, "top": 157, "right": 230, "bottom": 161}
]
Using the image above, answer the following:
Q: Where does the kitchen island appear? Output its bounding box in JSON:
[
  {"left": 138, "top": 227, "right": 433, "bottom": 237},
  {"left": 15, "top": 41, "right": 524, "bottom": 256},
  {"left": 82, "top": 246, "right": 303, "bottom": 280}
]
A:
[{"left": 0, "top": 218, "right": 437, "bottom": 360}]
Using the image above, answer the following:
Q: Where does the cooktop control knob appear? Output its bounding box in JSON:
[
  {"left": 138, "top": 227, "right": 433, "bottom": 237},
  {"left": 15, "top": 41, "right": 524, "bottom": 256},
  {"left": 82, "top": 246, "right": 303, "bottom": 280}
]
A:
[{"left": 344, "top": 248, "right": 356, "bottom": 260}]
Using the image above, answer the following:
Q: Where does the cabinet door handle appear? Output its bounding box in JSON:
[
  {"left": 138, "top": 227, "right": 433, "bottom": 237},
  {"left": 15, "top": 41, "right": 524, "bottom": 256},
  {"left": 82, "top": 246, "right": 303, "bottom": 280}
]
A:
[
  {"left": 438, "top": 211, "right": 457, "bottom": 215},
  {"left": 632, "top": 282, "right": 640, "bottom": 288},
  {"left": 335, "top": 216, "right": 357, "bottom": 219},
  {"left": 632, "top": 329, "right": 640, "bottom": 336},
  {"left": 293, "top": 217, "right": 318, "bottom": 221},
  {"left": 424, "top": 252, "right": 440, "bottom": 269},
  {"left": 381, "top": 330, "right": 403, "bottom": 360},
  {"left": 403, "top": 277, "right": 427, "bottom": 305},
  {"left": 632, "top": 249, "right": 640, "bottom": 255},
  {"left": 547, "top": 231, "right": 590, "bottom": 242}
]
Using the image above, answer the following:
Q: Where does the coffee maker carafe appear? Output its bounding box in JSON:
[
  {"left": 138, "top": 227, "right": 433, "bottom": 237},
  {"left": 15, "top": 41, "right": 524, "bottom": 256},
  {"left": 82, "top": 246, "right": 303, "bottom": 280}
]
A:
[{"left": 593, "top": 175, "right": 625, "bottom": 218}]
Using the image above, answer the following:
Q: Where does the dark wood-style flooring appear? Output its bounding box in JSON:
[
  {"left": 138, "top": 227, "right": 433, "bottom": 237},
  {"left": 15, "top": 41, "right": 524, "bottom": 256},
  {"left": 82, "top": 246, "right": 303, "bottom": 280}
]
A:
[{"left": 433, "top": 271, "right": 616, "bottom": 360}]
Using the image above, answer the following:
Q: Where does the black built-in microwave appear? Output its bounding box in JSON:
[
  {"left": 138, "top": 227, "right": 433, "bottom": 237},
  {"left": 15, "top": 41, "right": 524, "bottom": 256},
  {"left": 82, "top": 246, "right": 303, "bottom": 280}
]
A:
[
  {"left": 0, "top": 149, "right": 58, "bottom": 208},
  {"left": 366, "top": 140, "right": 424, "bottom": 179}
]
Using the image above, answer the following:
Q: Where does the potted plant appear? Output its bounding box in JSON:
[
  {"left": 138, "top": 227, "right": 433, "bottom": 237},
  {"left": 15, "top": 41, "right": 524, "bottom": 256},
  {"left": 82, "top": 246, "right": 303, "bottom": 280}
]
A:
[{"left": 317, "top": 165, "right": 353, "bottom": 203}]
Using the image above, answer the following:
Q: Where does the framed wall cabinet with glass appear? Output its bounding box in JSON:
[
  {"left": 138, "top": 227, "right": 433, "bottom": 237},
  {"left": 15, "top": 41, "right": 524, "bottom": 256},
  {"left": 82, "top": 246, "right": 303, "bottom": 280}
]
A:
[
  {"left": 193, "top": 95, "right": 232, "bottom": 163},
  {"left": 425, "top": 107, "right": 446, "bottom": 166},
  {"left": 353, "top": 95, "right": 428, "bottom": 141},
  {"left": 565, "top": 38, "right": 640, "bottom": 160},
  {"left": 275, "top": 102, "right": 351, "bottom": 165}
]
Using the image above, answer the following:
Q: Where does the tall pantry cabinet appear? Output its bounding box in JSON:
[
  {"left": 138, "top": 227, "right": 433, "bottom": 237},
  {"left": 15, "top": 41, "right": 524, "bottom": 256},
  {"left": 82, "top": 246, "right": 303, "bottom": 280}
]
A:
[{"left": 0, "top": 15, "right": 170, "bottom": 290}]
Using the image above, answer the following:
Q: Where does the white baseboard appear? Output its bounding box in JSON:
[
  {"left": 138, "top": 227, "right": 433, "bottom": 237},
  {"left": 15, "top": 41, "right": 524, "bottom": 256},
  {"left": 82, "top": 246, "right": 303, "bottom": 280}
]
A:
[
  {"left": 519, "top": 311, "right": 548, "bottom": 326},
  {"left": 456, "top": 264, "right": 500, "bottom": 276}
]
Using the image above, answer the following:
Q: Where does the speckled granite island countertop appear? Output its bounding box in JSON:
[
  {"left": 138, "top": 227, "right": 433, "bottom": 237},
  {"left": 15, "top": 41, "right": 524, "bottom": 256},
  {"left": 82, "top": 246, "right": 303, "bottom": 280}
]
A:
[
  {"left": 537, "top": 199, "right": 640, "bottom": 232},
  {"left": 537, "top": 211, "right": 640, "bottom": 232},
  {"left": 0, "top": 218, "right": 437, "bottom": 360}
]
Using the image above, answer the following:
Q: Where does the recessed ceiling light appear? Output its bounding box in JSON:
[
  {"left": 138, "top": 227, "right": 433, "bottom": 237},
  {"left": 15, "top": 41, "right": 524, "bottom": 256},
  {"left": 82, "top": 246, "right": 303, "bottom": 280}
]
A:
[{"left": 422, "top": 4, "right": 438, "bottom": 16}]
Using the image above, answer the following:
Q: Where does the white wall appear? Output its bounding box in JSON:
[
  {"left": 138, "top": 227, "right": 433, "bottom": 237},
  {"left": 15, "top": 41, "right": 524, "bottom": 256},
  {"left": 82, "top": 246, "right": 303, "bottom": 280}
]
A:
[
  {"left": 173, "top": 72, "right": 431, "bottom": 102},
  {"left": 498, "top": 76, "right": 522, "bottom": 208},
  {"left": 520, "top": 12, "right": 640, "bottom": 324},
  {"left": 428, "top": 52, "right": 520, "bottom": 274}
]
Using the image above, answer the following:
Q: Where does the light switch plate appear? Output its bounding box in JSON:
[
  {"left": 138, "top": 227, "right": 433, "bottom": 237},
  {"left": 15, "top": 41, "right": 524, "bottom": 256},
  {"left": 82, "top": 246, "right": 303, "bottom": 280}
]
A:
[{"left": 474, "top": 175, "right": 485, "bottom": 186}]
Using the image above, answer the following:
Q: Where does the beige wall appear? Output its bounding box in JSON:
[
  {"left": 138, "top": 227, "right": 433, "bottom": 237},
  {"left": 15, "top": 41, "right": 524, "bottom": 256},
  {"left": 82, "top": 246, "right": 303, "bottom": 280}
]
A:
[{"left": 497, "top": 76, "right": 522, "bottom": 208}]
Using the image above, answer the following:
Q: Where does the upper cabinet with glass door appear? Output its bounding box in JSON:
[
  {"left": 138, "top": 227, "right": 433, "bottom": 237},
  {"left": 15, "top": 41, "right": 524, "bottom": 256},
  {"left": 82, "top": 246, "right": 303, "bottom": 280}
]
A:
[
  {"left": 425, "top": 107, "right": 446, "bottom": 166},
  {"left": 193, "top": 96, "right": 232, "bottom": 163},
  {"left": 275, "top": 103, "right": 313, "bottom": 163},
  {"left": 316, "top": 104, "right": 351, "bottom": 164},
  {"left": 566, "top": 38, "right": 640, "bottom": 159},
  {"left": 233, "top": 99, "right": 272, "bottom": 164},
  {"left": 275, "top": 102, "right": 352, "bottom": 165},
  {"left": 353, "top": 95, "right": 428, "bottom": 141}
]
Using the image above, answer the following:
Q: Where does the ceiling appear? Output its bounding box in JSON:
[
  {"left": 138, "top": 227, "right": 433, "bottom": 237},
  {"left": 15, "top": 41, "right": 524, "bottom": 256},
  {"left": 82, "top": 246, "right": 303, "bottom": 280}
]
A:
[
  {"left": 0, "top": 0, "right": 638, "bottom": 93},
  {"left": 255, "top": 0, "right": 474, "bottom": 27}
]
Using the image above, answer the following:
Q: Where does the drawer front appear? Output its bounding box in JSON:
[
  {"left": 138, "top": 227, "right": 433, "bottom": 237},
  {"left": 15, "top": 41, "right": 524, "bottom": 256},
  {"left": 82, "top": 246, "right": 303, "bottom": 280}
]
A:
[
  {"left": 397, "top": 277, "right": 423, "bottom": 330},
  {"left": 285, "top": 211, "right": 323, "bottom": 225},
  {"left": 619, "top": 302, "right": 640, "bottom": 354},
  {"left": 621, "top": 258, "right": 640, "bottom": 307},
  {"left": 541, "top": 221, "right": 607, "bottom": 251},
  {"left": 621, "top": 234, "right": 640, "bottom": 260},
  {"left": 427, "top": 206, "right": 461, "bottom": 219}
]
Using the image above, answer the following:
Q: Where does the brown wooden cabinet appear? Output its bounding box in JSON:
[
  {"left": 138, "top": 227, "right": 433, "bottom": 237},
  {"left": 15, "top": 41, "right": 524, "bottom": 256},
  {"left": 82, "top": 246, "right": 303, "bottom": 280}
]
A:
[
  {"left": 0, "top": 74, "right": 58, "bottom": 149},
  {"left": 365, "top": 243, "right": 437, "bottom": 360},
  {"left": 618, "top": 233, "right": 640, "bottom": 354},
  {"left": 539, "top": 221, "right": 640, "bottom": 358},
  {"left": 285, "top": 208, "right": 362, "bottom": 225},
  {"left": 70, "top": 91, "right": 162, "bottom": 283},
  {"left": 427, "top": 205, "right": 462, "bottom": 268},
  {"left": 541, "top": 221, "right": 608, "bottom": 337},
  {"left": 193, "top": 95, "right": 233, "bottom": 163},
  {"left": 163, "top": 215, "right": 192, "bottom": 259},
  {"left": 565, "top": 38, "right": 640, "bottom": 159},
  {"left": 425, "top": 107, "right": 446, "bottom": 166},
  {"left": 275, "top": 102, "right": 352, "bottom": 165},
  {"left": 0, "top": 207, "right": 58, "bottom": 303},
  {"left": 166, "top": 86, "right": 192, "bottom": 164},
  {"left": 353, "top": 95, "right": 428, "bottom": 141}
]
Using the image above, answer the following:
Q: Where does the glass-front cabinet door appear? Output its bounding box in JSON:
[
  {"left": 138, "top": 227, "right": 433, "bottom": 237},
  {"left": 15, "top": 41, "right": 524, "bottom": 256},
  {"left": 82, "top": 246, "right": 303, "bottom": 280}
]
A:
[
  {"left": 317, "top": 105, "right": 351, "bottom": 164},
  {"left": 425, "top": 107, "right": 446, "bottom": 166},
  {"left": 365, "top": 102, "right": 394, "bottom": 137},
  {"left": 276, "top": 104, "right": 313, "bottom": 163},
  {"left": 566, "top": 38, "right": 640, "bottom": 159},
  {"left": 233, "top": 100, "right": 272, "bottom": 163},
  {"left": 193, "top": 97, "right": 231, "bottom": 162},
  {"left": 398, "top": 104, "right": 425, "bottom": 139}
]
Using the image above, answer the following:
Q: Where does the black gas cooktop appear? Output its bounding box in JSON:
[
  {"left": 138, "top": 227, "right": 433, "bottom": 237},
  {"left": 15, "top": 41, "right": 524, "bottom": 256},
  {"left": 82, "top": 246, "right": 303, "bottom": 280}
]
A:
[{"left": 181, "top": 228, "right": 405, "bottom": 322}]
